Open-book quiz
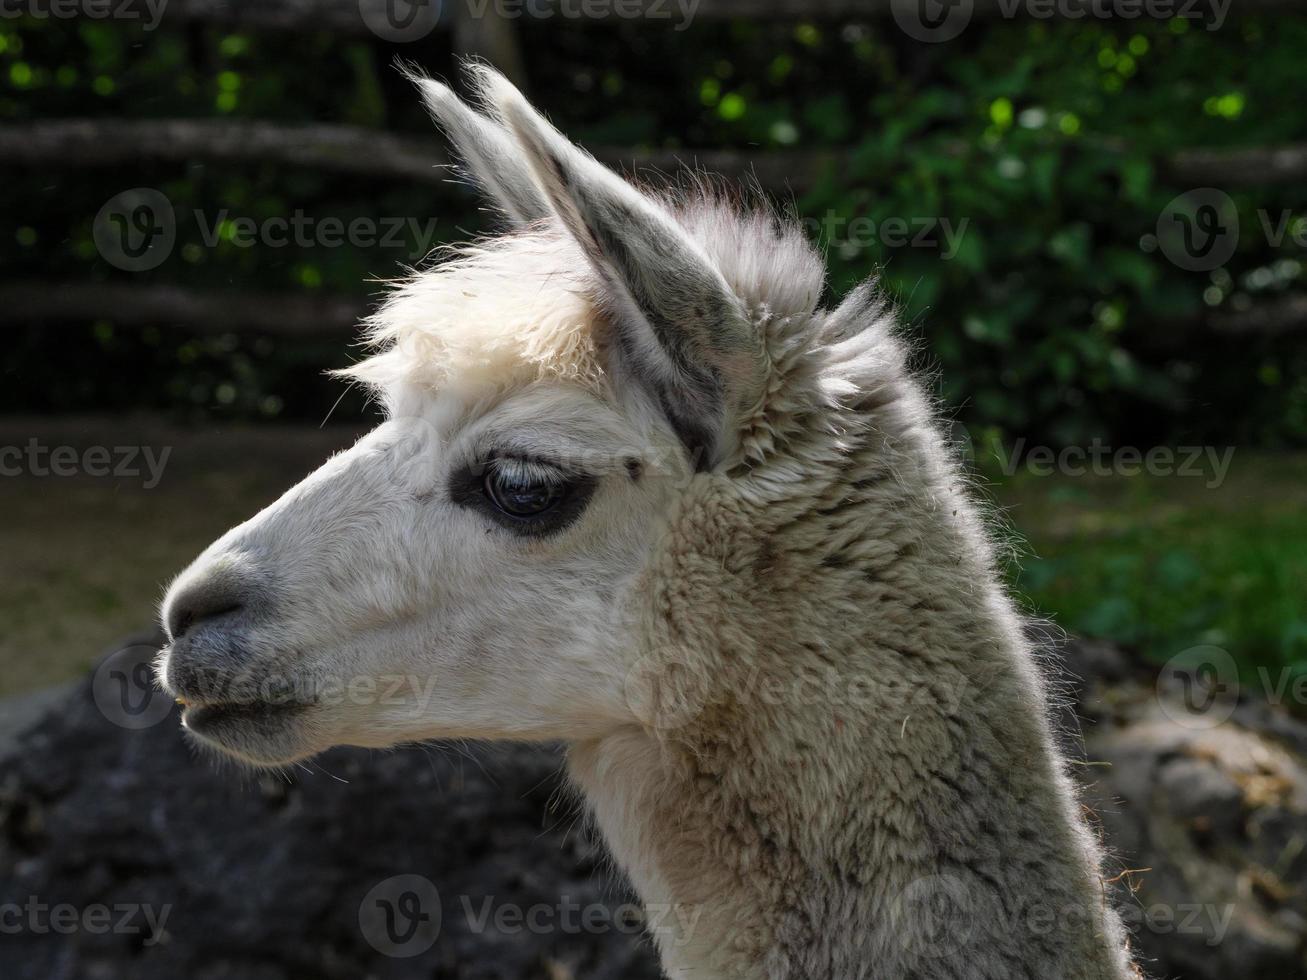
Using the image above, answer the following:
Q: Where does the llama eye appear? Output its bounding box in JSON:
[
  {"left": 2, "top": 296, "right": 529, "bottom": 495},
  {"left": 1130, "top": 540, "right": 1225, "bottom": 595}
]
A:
[
  {"left": 484, "top": 467, "right": 567, "bottom": 517},
  {"left": 450, "top": 454, "right": 597, "bottom": 537}
]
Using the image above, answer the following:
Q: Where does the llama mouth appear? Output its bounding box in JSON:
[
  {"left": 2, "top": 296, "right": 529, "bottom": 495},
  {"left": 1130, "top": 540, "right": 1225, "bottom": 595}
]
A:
[
  {"left": 176, "top": 696, "right": 323, "bottom": 767},
  {"left": 181, "top": 699, "right": 307, "bottom": 729}
]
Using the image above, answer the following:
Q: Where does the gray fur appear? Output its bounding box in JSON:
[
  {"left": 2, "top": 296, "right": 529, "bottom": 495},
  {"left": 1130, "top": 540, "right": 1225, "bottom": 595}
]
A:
[{"left": 407, "top": 66, "right": 551, "bottom": 227}]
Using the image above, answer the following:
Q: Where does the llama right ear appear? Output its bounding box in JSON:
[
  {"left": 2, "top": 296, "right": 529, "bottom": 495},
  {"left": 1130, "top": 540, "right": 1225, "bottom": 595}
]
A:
[
  {"left": 476, "top": 67, "right": 766, "bottom": 472},
  {"left": 408, "top": 72, "right": 550, "bottom": 227}
]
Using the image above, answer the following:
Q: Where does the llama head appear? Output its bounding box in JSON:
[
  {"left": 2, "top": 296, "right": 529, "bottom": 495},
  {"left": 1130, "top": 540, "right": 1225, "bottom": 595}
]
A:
[{"left": 156, "top": 65, "right": 877, "bottom": 767}]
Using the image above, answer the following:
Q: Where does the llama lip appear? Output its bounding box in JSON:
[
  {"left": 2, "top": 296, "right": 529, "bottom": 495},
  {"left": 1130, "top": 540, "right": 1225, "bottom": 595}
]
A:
[
  {"left": 181, "top": 699, "right": 308, "bottom": 734},
  {"left": 179, "top": 697, "right": 320, "bottom": 767}
]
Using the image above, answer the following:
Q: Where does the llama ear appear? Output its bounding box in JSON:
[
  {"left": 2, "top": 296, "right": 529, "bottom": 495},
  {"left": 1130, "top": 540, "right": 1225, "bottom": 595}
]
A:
[
  {"left": 407, "top": 69, "right": 550, "bottom": 227},
  {"left": 473, "top": 66, "right": 764, "bottom": 471}
]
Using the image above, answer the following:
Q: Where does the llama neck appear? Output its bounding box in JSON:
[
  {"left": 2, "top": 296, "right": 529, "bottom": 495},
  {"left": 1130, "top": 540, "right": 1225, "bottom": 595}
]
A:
[
  {"left": 569, "top": 624, "right": 1135, "bottom": 979},
  {"left": 568, "top": 453, "right": 1135, "bottom": 978}
]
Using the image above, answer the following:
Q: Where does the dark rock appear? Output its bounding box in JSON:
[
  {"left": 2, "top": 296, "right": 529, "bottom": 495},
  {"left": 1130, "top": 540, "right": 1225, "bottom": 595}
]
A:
[
  {"left": 1074, "top": 642, "right": 1307, "bottom": 980},
  {"left": 0, "top": 643, "right": 661, "bottom": 980},
  {"left": 4, "top": 637, "right": 1307, "bottom": 980}
]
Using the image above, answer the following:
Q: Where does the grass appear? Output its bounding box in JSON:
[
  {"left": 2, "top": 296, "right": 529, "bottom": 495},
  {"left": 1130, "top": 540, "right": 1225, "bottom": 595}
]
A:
[{"left": 988, "top": 452, "right": 1307, "bottom": 684}]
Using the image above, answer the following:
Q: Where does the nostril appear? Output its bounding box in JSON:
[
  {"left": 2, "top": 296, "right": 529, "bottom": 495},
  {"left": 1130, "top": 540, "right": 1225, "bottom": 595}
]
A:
[{"left": 168, "top": 597, "right": 243, "bottom": 641}]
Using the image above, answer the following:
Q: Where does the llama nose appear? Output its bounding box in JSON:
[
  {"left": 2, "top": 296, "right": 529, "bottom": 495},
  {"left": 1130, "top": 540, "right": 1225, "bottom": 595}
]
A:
[
  {"left": 164, "top": 550, "right": 269, "bottom": 645},
  {"left": 166, "top": 585, "right": 245, "bottom": 641}
]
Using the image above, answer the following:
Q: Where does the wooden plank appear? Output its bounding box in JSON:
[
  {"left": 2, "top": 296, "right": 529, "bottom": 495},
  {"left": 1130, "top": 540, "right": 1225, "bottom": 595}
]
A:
[
  {"left": 23, "top": 0, "right": 1303, "bottom": 32},
  {"left": 3, "top": 118, "right": 1304, "bottom": 190},
  {"left": 0, "top": 281, "right": 370, "bottom": 335}
]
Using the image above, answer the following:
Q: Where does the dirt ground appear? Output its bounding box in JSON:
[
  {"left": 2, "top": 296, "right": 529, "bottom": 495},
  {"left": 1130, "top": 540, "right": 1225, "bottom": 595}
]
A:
[{"left": 0, "top": 416, "right": 366, "bottom": 697}]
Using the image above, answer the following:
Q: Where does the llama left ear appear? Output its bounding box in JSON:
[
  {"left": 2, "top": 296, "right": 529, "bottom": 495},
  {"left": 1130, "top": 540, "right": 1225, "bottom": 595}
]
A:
[
  {"left": 407, "top": 69, "right": 551, "bottom": 227},
  {"left": 474, "top": 67, "right": 765, "bottom": 471}
]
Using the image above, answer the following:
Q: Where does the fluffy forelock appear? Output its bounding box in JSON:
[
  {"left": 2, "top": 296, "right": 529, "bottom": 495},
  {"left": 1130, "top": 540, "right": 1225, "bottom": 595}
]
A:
[{"left": 338, "top": 192, "right": 831, "bottom": 411}]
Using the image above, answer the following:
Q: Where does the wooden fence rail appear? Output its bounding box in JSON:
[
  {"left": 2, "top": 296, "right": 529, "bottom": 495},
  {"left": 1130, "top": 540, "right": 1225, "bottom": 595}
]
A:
[
  {"left": 0, "top": 282, "right": 368, "bottom": 336},
  {"left": 0, "top": 118, "right": 835, "bottom": 190},
  {"left": 4, "top": 118, "right": 1307, "bottom": 190},
  {"left": 6, "top": 0, "right": 1306, "bottom": 339},
  {"left": 2, "top": 280, "right": 1303, "bottom": 337},
  {"left": 26, "top": 0, "right": 1306, "bottom": 33}
]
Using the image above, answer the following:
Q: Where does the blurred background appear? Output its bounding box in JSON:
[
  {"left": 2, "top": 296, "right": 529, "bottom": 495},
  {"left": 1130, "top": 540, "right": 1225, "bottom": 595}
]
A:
[
  {"left": 3, "top": 0, "right": 1305, "bottom": 696},
  {"left": 1, "top": 2, "right": 1306, "bottom": 978}
]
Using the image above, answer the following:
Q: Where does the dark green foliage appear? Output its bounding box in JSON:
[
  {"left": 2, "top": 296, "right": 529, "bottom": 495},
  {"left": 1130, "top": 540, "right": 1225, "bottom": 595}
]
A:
[{"left": 1, "top": 14, "right": 1304, "bottom": 443}]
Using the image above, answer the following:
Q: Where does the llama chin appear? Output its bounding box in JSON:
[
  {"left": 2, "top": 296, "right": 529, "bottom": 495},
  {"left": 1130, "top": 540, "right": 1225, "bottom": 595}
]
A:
[{"left": 158, "top": 64, "right": 1141, "bottom": 980}]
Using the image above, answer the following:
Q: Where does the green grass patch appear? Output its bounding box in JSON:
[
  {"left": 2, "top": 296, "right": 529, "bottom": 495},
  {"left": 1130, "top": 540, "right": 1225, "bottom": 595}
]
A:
[{"left": 987, "top": 452, "right": 1307, "bottom": 684}]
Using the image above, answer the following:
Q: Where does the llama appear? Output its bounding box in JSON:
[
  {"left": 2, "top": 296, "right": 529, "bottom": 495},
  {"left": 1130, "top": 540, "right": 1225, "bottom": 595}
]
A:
[{"left": 156, "top": 65, "right": 1138, "bottom": 979}]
